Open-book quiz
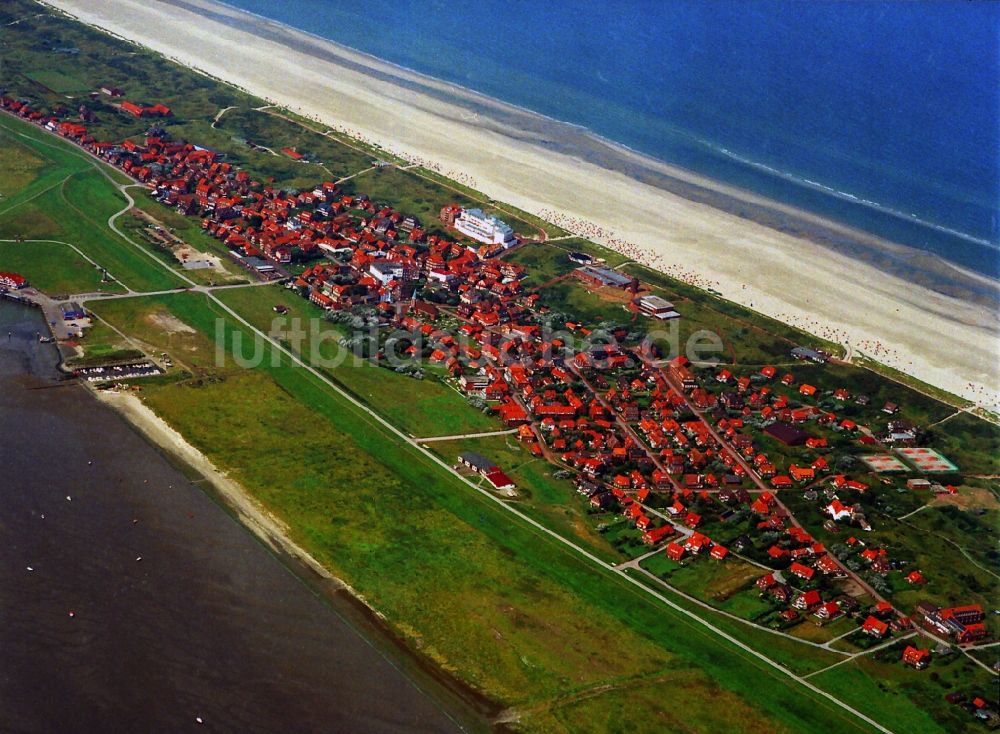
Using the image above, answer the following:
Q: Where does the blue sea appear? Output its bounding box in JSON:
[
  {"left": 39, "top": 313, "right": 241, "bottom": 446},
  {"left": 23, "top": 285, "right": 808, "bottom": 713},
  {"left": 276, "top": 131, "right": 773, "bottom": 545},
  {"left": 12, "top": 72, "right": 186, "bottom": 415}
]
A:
[{"left": 225, "top": 0, "right": 999, "bottom": 279}]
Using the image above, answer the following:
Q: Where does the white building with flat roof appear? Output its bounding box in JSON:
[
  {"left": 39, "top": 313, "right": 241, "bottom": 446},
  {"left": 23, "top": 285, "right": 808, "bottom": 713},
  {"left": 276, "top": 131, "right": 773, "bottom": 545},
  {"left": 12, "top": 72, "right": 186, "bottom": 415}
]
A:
[
  {"left": 637, "top": 295, "right": 680, "bottom": 320},
  {"left": 369, "top": 260, "right": 405, "bottom": 284},
  {"left": 454, "top": 208, "right": 516, "bottom": 246}
]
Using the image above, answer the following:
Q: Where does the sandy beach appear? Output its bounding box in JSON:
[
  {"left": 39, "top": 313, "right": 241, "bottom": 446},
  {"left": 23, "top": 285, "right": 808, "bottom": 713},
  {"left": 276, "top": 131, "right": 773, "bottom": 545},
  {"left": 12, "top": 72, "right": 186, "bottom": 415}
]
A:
[{"left": 46, "top": 0, "right": 999, "bottom": 408}]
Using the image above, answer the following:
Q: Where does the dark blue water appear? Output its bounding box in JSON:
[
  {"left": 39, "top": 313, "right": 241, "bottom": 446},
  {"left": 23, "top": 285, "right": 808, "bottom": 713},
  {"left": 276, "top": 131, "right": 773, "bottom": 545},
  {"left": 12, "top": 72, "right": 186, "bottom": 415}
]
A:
[{"left": 226, "top": 0, "right": 999, "bottom": 278}]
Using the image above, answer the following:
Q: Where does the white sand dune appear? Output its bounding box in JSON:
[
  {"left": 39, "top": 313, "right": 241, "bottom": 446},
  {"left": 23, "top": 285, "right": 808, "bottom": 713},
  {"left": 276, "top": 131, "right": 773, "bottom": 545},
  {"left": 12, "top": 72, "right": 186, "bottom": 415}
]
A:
[{"left": 45, "top": 0, "right": 999, "bottom": 408}]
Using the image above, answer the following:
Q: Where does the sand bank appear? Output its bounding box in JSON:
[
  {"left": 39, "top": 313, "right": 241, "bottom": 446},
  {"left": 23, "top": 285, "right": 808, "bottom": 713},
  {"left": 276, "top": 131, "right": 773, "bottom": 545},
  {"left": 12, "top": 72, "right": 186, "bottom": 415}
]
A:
[{"left": 46, "top": 0, "right": 999, "bottom": 407}]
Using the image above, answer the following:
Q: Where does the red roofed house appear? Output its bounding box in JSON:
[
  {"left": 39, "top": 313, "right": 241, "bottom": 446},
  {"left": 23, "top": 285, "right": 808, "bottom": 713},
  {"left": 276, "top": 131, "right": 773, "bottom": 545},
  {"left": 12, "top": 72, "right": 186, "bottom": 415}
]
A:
[
  {"left": 756, "top": 572, "right": 776, "bottom": 591},
  {"left": 861, "top": 615, "right": 889, "bottom": 638},
  {"left": 788, "top": 464, "right": 815, "bottom": 483},
  {"left": 710, "top": 545, "right": 729, "bottom": 561},
  {"left": 873, "top": 601, "right": 894, "bottom": 617},
  {"left": 120, "top": 100, "right": 145, "bottom": 117},
  {"left": 642, "top": 525, "right": 674, "bottom": 546},
  {"left": 814, "top": 601, "right": 842, "bottom": 620},
  {"left": 789, "top": 562, "right": 815, "bottom": 581},
  {"left": 770, "top": 475, "right": 793, "bottom": 489},
  {"left": 816, "top": 555, "right": 842, "bottom": 576},
  {"left": 484, "top": 470, "right": 515, "bottom": 491},
  {"left": 906, "top": 570, "right": 927, "bottom": 585},
  {"left": 666, "top": 542, "right": 686, "bottom": 562},
  {"left": 684, "top": 532, "right": 712, "bottom": 555},
  {"left": 767, "top": 545, "right": 789, "bottom": 561},
  {"left": 793, "top": 589, "right": 822, "bottom": 610},
  {"left": 0, "top": 272, "right": 28, "bottom": 290},
  {"left": 902, "top": 646, "right": 930, "bottom": 669},
  {"left": 827, "top": 500, "right": 854, "bottom": 522}
]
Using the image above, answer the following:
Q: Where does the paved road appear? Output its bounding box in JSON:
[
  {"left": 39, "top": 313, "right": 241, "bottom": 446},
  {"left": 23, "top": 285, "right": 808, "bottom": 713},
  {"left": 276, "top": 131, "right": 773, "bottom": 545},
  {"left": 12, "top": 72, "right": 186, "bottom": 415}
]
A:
[{"left": 413, "top": 428, "right": 519, "bottom": 443}]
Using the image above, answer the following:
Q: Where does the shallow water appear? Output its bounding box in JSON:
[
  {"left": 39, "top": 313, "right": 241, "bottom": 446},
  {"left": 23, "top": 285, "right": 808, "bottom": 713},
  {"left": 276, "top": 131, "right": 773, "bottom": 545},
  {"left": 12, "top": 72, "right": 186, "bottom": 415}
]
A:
[{"left": 0, "top": 301, "right": 468, "bottom": 733}]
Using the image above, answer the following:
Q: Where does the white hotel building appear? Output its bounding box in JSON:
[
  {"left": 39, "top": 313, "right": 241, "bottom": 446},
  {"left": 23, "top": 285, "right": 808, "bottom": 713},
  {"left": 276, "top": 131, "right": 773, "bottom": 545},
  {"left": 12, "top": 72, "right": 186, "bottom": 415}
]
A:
[{"left": 454, "top": 208, "right": 516, "bottom": 247}]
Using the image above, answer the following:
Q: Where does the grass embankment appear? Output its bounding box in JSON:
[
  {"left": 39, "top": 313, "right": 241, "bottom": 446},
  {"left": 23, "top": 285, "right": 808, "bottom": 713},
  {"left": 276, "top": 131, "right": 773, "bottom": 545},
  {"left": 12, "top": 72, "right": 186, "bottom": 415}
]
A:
[
  {"left": 423, "top": 434, "right": 622, "bottom": 563},
  {"left": 0, "top": 241, "right": 122, "bottom": 295},
  {"left": 212, "top": 285, "right": 500, "bottom": 437},
  {"left": 0, "top": 114, "right": 183, "bottom": 292},
  {"left": 99, "top": 291, "right": 918, "bottom": 733},
  {"left": 811, "top": 652, "right": 996, "bottom": 734}
]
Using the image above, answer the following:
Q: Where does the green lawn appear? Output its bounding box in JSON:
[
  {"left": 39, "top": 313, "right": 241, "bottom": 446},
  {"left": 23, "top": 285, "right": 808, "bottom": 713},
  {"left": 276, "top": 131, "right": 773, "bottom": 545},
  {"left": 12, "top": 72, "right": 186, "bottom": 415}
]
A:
[
  {"left": 0, "top": 115, "right": 184, "bottom": 292},
  {"left": 811, "top": 652, "right": 996, "bottom": 734},
  {"left": 23, "top": 69, "right": 89, "bottom": 94},
  {"left": 0, "top": 240, "right": 125, "bottom": 295},
  {"left": 215, "top": 108, "right": 374, "bottom": 181},
  {"left": 122, "top": 292, "right": 900, "bottom": 732},
  {"left": 424, "top": 434, "right": 622, "bottom": 563},
  {"left": 506, "top": 240, "right": 811, "bottom": 364},
  {"left": 639, "top": 552, "right": 765, "bottom": 607},
  {"left": 86, "top": 293, "right": 221, "bottom": 371},
  {"left": 504, "top": 239, "right": 629, "bottom": 289},
  {"left": 213, "top": 285, "right": 500, "bottom": 436},
  {"left": 0, "top": 131, "right": 47, "bottom": 195}
]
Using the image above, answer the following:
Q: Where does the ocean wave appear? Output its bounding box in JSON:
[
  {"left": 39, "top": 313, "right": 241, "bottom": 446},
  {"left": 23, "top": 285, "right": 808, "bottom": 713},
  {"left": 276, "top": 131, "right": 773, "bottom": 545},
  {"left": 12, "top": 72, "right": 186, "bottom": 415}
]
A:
[
  {"left": 711, "top": 145, "right": 999, "bottom": 251},
  {"left": 218, "top": 0, "right": 999, "bottom": 259}
]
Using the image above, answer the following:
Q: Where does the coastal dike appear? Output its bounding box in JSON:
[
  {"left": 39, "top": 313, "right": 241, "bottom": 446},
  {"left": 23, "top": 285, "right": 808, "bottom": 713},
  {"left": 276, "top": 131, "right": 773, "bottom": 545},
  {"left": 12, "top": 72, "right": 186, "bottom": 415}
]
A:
[{"left": 42, "top": 0, "right": 1000, "bottom": 410}]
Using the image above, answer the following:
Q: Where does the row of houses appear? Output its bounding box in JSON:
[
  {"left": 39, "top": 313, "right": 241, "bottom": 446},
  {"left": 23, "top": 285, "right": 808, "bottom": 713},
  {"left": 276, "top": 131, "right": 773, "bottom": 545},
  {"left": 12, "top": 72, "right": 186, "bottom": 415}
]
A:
[{"left": 916, "top": 603, "right": 988, "bottom": 644}]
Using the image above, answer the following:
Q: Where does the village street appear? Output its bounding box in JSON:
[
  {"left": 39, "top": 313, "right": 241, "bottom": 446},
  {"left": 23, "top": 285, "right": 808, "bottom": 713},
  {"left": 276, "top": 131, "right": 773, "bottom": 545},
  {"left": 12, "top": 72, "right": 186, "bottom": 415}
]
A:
[{"left": 650, "top": 356, "right": 893, "bottom": 610}]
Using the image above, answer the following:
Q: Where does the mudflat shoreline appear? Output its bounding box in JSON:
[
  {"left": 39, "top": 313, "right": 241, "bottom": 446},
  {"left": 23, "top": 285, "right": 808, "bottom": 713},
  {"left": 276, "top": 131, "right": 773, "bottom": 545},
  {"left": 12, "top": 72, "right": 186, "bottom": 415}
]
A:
[
  {"left": 0, "top": 300, "right": 486, "bottom": 733},
  {"left": 94, "top": 388, "right": 503, "bottom": 731},
  {"left": 40, "top": 0, "right": 1000, "bottom": 406}
]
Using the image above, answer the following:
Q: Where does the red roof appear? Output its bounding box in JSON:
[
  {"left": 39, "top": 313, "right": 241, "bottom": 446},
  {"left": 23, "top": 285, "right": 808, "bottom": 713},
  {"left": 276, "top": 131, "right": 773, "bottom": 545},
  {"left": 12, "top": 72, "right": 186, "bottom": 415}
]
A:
[
  {"left": 861, "top": 615, "right": 889, "bottom": 637},
  {"left": 484, "top": 470, "right": 514, "bottom": 490},
  {"left": 121, "top": 100, "right": 144, "bottom": 117},
  {"left": 816, "top": 601, "right": 841, "bottom": 618},
  {"left": 710, "top": 545, "right": 729, "bottom": 560},
  {"left": 0, "top": 271, "right": 27, "bottom": 287},
  {"left": 789, "top": 562, "right": 815, "bottom": 580},
  {"left": 902, "top": 646, "right": 930, "bottom": 667},
  {"left": 797, "top": 589, "right": 822, "bottom": 608}
]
